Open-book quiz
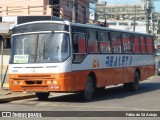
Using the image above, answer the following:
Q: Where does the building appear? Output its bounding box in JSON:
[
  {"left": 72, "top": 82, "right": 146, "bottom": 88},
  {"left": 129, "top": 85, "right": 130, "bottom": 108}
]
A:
[
  {"left": 95, "top": 1, "right": 160, "bottom": 35},
  {"left": 0, "top": 0, "right": 97, "bottom": 23},
  {"left": 106, "top": 20, "right": 147, "bottom": 33},
  {"left": 96, "top": 1, "right": 146, "bottom": 20},
  {"left": 0, "top": 0, "right": 97, "bottom": 47}
]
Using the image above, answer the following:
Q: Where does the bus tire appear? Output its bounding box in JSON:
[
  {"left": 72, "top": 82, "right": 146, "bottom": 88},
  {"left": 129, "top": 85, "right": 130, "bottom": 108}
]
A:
[
  {"left": 124, "top": 72, "right": 139, "bottom": 91},
  {"left": 80, "top": 76, "right": 94, "bottom": 101},
  {"left": 36, "top": 92, "right": 50, "bottom": 101}
]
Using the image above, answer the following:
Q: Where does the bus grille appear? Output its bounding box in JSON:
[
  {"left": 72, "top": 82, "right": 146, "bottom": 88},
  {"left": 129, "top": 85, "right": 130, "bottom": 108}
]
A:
[{"left": 25, "top": 80, "right": 42, "bottom": 85}]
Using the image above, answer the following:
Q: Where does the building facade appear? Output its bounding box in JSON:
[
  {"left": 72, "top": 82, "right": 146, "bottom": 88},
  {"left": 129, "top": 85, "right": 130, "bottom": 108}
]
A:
[
  {"left": 0, "top": 0, "right": 97, "bottom": 23},
  {"left": 0, "top": 0, "right": 97, "bottom": 48},
  {"left": 96, "top": 1, "right": 146, "bottom": 20}
]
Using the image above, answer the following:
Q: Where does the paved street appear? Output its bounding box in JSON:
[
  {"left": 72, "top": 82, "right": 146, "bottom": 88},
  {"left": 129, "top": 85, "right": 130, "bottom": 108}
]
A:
[{"left": 0, "top": 75, "right": 160, "bottom": 120}]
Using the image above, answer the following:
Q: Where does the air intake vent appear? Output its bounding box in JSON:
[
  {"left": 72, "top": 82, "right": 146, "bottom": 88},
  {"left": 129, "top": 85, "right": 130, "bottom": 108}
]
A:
[{"left": 25, "top": 80, "right": 42, "bottom": 85}]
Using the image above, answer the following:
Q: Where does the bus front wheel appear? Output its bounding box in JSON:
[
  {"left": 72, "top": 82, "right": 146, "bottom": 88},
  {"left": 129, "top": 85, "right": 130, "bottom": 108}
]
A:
[
  {"left": 36, "top": 92, "right": 50, "bottom": 101},
  {"left": 124, "top": 72, "right": 140, "bottom": 91},
  {"left": 80, "top": 76, "right": 94, "bottom": 101}
]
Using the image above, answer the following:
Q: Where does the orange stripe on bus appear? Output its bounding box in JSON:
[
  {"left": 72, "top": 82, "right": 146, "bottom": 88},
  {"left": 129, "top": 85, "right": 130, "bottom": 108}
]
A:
[{"left": 9, "top": 65, "right": 155, "bottom": 92}]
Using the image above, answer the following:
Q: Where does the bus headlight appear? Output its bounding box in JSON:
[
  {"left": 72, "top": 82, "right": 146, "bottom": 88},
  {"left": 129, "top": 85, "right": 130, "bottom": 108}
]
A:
[
  {"left": 53, "top": 80, "right": 58, "bottom": 85},
  {"left": 46, "top": 81, "right": 52, "bottom": 85},
  {"left": 46, "top": 80, "right": 58, "bottom": 85},
  {"left": 13, "top": 81, "right": 20, "bottom": 85}
]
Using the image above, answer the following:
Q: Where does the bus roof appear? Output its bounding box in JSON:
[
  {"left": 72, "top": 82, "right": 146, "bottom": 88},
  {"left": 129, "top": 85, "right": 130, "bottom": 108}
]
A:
[
  {"left": 14, "top": 20, "right": 70, "bottom": 28},
  {"left": 71, "top": 22, "right": 153, "bottom": 37},
  {"left": 13, "top": 19, "right": 153, "bottom": 37}
]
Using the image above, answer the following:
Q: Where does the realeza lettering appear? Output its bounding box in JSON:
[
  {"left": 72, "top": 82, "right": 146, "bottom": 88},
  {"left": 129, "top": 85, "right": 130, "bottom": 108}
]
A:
[{"left": 106, "top": 55, "right": 132, "bottom": 67}]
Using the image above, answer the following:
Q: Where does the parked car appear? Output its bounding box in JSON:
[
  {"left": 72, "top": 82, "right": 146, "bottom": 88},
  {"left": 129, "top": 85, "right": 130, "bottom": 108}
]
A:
[
  {"left": 155, "top": 49, "right": 160, "bottom": 56},
  {"left": 156, "top": 61, "right": 160, "bottom": 75},
  {"left": 156, "top": 52, "right": 160, "bottom": 56}
]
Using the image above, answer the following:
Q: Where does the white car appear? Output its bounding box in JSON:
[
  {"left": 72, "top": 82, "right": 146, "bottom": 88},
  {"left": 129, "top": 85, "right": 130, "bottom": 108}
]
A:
[
  {"left": 156, "top": 52, "right": 160, "bottom": 56},
  {"left": 157, "top": 61, "right": 160, "bottom": 75}
]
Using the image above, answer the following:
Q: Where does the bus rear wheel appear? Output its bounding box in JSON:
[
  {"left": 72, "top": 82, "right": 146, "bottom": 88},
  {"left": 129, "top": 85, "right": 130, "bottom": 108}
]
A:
[
  {"left": 124, "top": 72, "right": 140, "bottom": 91},
  {"left": 36, "top": 92, "right": 50, "bottom": 101},
  {"left": 80, "top": 76, "right": 94, "bottom": 101}
]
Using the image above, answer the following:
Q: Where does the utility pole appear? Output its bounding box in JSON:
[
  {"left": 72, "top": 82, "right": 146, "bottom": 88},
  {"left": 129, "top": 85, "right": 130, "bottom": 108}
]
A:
[
  {"left": 95, "top": 4, "right": 98, "bottom": 23},
  {"left": 133, "top": 5, "right": 136, "bottom": 32},
  {"left": 72, "top": 0, "right": 76, "bottom": 23},
  {"left": 146, "top": 0, "right": 154, "bottom": 34},
  {"left": 146, "top": 0, "right": 150, "bottom": 33},
  {"left": 152, "top": 7, "right": 155, "bottom": 34},
  {"left": 104, "top": 2, "right": 107, "bottom": 27}
]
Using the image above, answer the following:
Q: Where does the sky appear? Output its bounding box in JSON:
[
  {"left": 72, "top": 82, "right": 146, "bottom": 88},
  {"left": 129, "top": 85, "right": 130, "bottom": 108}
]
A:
[{"left": 92, "top": 0, "right": 160, "bottom": 13}]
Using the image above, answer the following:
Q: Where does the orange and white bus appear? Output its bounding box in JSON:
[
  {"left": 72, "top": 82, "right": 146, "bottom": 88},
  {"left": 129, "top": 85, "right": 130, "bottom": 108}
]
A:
[{"left": 9, "top": 19, "right": 155, "bottom": 101}]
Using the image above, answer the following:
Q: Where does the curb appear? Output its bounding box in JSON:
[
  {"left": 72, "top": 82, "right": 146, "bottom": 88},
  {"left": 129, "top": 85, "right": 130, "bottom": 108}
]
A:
[{"left": 0, "top": 94, "right": 36, "bottom": 103}]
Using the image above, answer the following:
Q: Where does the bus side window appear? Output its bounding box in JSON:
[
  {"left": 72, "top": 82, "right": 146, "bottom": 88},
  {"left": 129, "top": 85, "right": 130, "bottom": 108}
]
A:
[
  {"left": 111, "top": 32, "right": 122, "bottom": 53},
  {"left": 72, "top": 33, "right": 78, "bottom": 53},
  {"left": 88, "top": 30, "right": 99, "bottom": 53},
  {"left": 99, "top": 31, "right": 111, "bottom": 53},
  {"left": 140, "top": 36, "right": 146, "bottom": 54},
  {"left": 72, "top": 33, "right": 87, "bottom": 62},
  {"left": 122, "top": 33, "right": 132, "bottom": 53},
  {"left": 133, "top": 35, "right": 140, "bottom": 53},
  {"left": 146, "top": 37, "right": 153, "bottom": 53}
]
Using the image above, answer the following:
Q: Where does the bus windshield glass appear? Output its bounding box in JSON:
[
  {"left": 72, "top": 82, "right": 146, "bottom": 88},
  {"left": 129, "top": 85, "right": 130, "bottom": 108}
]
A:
[{"left": 10, "top": 32, "right": 70, "bottom": 64}]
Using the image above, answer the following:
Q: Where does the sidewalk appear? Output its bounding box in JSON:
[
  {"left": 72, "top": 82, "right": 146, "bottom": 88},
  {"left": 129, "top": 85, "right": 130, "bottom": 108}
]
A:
[{"left": 0, "top": 89, "right": 36, "bottom": 103}]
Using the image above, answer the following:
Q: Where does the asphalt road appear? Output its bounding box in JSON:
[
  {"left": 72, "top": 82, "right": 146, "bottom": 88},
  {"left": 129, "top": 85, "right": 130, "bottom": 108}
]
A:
[{"left": 0, "top": 75, "right": 160, "bottom": 120}]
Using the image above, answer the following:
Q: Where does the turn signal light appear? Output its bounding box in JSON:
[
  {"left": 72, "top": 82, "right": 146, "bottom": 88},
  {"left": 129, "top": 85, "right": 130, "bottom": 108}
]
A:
[
  {"left": 13, "top": 81, "right": 22, "bottom": 85},
  {"left": 13, "top": 81, "right": 18, "bottom": 85}
]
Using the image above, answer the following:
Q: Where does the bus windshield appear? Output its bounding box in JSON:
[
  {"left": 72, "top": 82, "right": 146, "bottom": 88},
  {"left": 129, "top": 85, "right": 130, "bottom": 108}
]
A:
[{"left": 10, "top": 32, "right": 70, "bottom": 64}]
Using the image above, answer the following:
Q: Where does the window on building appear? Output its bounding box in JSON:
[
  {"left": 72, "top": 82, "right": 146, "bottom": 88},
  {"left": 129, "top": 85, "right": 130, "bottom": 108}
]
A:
[
  {"left": 82, "top": 6, "right": 86, "bottom": 23},
  {"left": 119, "top": 23, "right": 128, "bottom": 26},
  {"left": 66, "top": 0, "right": 71, "bottom": 10},
  {"left": 88, "top": 30, "right": 99, "bottom": 53},
  {"left": 109, "top": 22, "right": 116, "bottom": 25},
  {"left": 4, "top": 39, "right": 11, "bottom": 49},
  {"left": 99, "top": 31, "right": 111, "bottom": 53},
  {"left": 2, "top": 38, "right": 11, "bottom": 55},
  {"left": 131, "top": 23, "right": 138, "bottom": 26},
  {"left": 111, "top": 32, "right": 122, "bottom": 53}
]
